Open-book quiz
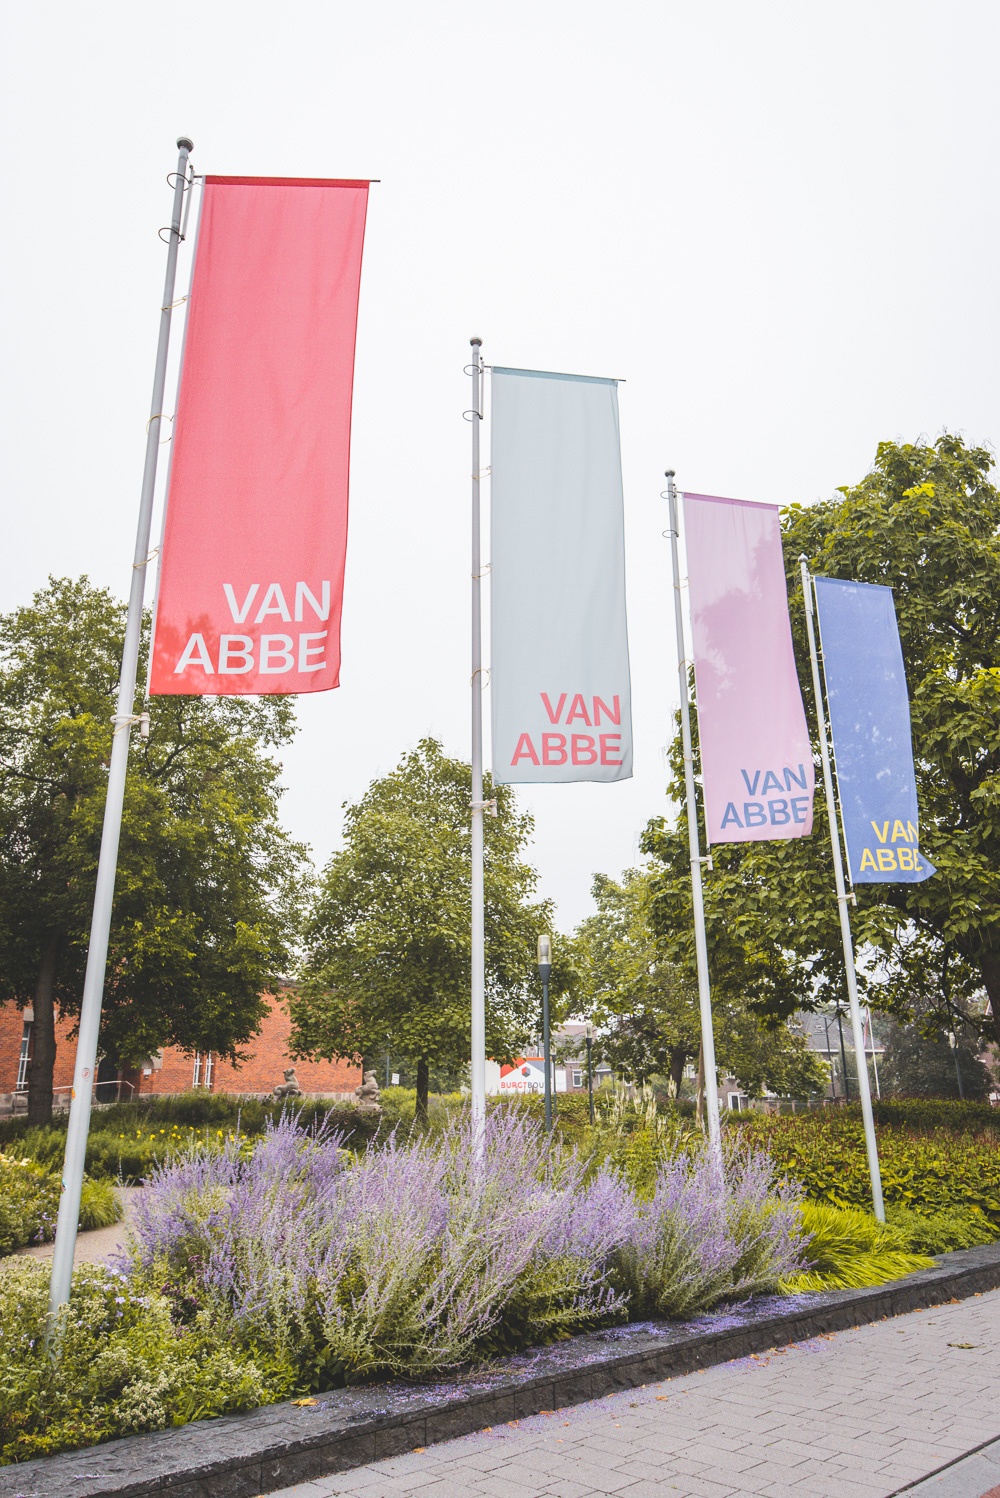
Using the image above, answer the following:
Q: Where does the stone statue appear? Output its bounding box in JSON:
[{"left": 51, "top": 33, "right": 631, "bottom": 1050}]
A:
[
  {"left": 354, "top": 1070, "right": 382, "bottom": 1114},
  {"left": 272, "top": 1067, "right": 302, "bottom": 1100}
]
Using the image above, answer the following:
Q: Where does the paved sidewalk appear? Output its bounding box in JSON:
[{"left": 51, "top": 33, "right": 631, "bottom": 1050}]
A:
[{"left": 268, "top": 1287, "right": 1000, "bottom": 1498}]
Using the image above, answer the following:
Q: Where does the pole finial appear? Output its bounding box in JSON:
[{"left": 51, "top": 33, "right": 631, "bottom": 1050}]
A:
[
  {"left": 470, "top": 337, "right": 482, "bottom": 347},
  {"left": 798, "top": 553, "right": 808, "bottom": 564},
  {"left": 177, "top": 137, "right": 194, "bottom": 152},
  {"left": 665, "top": 469, "right": 676, "bottom": 478}
]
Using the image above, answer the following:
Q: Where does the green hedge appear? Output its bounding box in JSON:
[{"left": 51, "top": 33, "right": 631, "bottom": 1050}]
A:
[
  {"left": 0, "top": 1093, "right": 381, "bottom": 1184},
  {"left": 731, "top": 1106, "right": 1000, "bottom": 1223}
]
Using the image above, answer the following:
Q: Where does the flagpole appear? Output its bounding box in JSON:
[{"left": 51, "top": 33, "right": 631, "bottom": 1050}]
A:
[
  {"left": 469, "top": 338, "right": 486, "bottom": 1139},
  {"left": 665, "top": 472, "right": 720, "bottom": 1147},
  {"left": 799, "top": 557, "right": 885, "bottom": 1220},
  {"left": 47, "top": 138, "right": 195, "bottom": 1323}
]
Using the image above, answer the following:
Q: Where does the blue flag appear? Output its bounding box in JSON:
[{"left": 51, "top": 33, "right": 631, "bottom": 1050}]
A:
[{"left": 813, "top": 576, "right": 934, "bottom": 884}]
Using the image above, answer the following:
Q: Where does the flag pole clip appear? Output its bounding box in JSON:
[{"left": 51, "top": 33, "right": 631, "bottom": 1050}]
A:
[
  {"left": 111, "top": 711, "right": 151, "bottom": 739},
  {"left": 472, "top": 797, "right": 497, "bottom": 817}
]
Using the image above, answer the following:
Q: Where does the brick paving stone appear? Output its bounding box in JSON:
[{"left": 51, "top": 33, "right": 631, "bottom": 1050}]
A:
[
  {"left": 538, "top": 1481, "right": 606, "bottom": 1498},
  {"left": 267, "top": 1288, "right": 1000, "bottom": 1498}
]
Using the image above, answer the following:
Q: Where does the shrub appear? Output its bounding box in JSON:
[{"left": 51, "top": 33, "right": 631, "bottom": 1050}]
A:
[
  {"left": 0, "top": 1093, "right": 381, "bottom": 1183},
  {"left": 615, "top": 1140, "right": 803, "bottom": 1318},
  {"left": 123, "top": 1111, "right": 630, "bottom": 1384},
  {"left": 0, "top": 1153, "right": 59, "bottom": 1255},
  {"left": 0, "top": 1259, "right": 271, "bottom": 1464},
  {"left": 728, "top": 1105, "right": 1000, "bottom": 1224},
  {"left": 884, "top": 1203, "right": 996, "bottom": 1254}
]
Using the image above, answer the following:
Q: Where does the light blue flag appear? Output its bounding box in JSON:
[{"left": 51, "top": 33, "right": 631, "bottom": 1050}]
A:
[
  {"left": 490, "top": 367, "right": 633, "bottom": 784},
  {"left": 813, "top": 576, "right": 934, "bottom": 883}
]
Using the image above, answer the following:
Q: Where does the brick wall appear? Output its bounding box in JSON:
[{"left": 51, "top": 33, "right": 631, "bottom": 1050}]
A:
[
  {"left": 1, "top": 991, "right": 361, "bottom": 1101},
  {"left": 0, "top": 1005, "right": 28, "bottom": 1096}
]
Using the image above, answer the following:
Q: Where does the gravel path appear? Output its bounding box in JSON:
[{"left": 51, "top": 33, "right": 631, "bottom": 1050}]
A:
[{"left": 14, "top": 1184, "right": 142, "bottom": 1266}]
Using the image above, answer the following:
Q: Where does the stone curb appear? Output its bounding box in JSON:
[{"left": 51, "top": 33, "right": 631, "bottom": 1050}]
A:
[{"left": 5, "top": 1242, "right": 1000, "bottom": 1498}]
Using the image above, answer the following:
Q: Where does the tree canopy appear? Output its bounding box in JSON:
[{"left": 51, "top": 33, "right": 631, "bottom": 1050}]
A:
[
  {"left": 0, "top": 577, "right": 309, "bottom": 1122},
  {"left": 643, "top": 435, "right": 1000, "bottom": 1056},
  {"left": 573, "top": 871, "right": 828, "bottom": 1100},
  {"left": 287, "top": 738, "right": 568, "bottom": 1123}
]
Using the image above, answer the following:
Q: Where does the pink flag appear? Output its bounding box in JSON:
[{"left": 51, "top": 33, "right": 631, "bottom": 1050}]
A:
[
  {"left": 683, "top": 493, "right": 814, "bottom": 844},
  {"left": 150, "top": 176, "right": 369, "bottom": 696}
]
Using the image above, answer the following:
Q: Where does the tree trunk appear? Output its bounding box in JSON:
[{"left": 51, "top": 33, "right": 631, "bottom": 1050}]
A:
[
  {"left": 669, "top": 1044, "right": 686, "bottom": 1097},
  {"left": 978, "top": 953, "right": 1000, "bottom": 1056},
  {"left": 415, "top": 1056, "right": 429, "bottom": 1130},
  {"left": 27, "top": 937, "right": 58, "bottom": 1126},
  {"left": 695, "top": 1038, "right": 705, "bottom": 1129}
]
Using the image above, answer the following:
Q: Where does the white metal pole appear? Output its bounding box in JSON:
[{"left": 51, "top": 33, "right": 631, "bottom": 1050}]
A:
[
  {"left": 469, "top": 338, "right": 486, "bottom": 1138},
  {"left": 47, "top": 139, "right": 194, "bottom": 1322},
  {"left": 799, "top": 557, "right": 885, "bottom": 1220},
  {"left": 664, "top": 472, "right": 720, "bottom": 1147}
]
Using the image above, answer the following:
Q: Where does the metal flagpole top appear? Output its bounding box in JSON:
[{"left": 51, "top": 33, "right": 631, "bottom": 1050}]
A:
[{"left": 177, "top": 136, "right": 194, "bottom": 151}]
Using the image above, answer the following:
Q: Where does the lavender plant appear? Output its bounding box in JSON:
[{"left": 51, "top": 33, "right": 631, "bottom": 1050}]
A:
[
  {"left": 122, "top": 1110, "right": 802, "bottom": 1385},
  {"left": 612, "top": 1138, "right": 804, "bottom": 1319},
  {"left": 124, "top": 1111, "right": 629, "bottom": 1382}
]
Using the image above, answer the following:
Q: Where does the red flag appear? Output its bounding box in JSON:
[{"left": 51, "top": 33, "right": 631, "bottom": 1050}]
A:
[{"left": 149, "top": 176, "right": 369, "bottom": 695}]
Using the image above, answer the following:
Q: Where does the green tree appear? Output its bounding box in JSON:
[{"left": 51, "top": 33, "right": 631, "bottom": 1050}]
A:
[
  {"left": 880, "top": 1018, "right": 994, "bottom": 1101},
  {"left": 723, "top": 1012, "right": 829, "bottom": 1100},
  {"left": 781, "top": 434, "right": 1000, "bottom": 1048},
  {"left": 574, "top": 869, "right": 826, "bottom": 1100},
  {"left": 574, "top": 872, "right": 700, "bottom": 1091},
  {"left": 287, "top": 738, "right": 567, "bottom": 1125},
  {"left": 0, "top": 577, "right": 309, "bottom": 1123},
  {"left": 644, "top": 435, "right": 1000, "bottom": 1055}
]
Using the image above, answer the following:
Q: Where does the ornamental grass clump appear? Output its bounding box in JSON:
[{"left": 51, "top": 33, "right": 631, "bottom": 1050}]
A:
[{"left": 783, "top": 1202, "right": 936, "bottom": 1292}]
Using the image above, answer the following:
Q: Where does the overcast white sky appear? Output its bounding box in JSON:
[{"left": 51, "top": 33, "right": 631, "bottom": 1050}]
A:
[{"left": 2, "top": 1, "right": 998, "bottom": 934}]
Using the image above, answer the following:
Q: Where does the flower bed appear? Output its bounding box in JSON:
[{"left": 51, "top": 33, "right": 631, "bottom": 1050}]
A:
[{"left": 1, "top": 1111, "right": 806, "bottom": 1464}]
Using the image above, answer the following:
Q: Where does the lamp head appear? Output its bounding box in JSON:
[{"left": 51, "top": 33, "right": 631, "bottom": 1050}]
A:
[{"left": 537, "top": 934, "right": 552, "bottom": 978}]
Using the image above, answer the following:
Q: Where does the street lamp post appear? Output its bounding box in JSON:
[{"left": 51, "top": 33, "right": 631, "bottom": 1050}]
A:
[
  {"left": 948, "top": 1030, "right": 965, "bottom": 1101},
  {"left": 537, "top": 935, "right": 553, "bottom": 1134},
  {"left": 585, "top": 1021, "right": 595, "bottom": 1125},
  {"left": 836, "top": 1009, "right": 851, "bottom": 1102},
  {"left": 822, "top": 1012, "right": 837, "bottom": 1099}
]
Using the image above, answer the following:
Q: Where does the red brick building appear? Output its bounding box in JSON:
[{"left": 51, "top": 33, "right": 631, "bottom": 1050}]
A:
[{"left": 0, "top": 991, "right": 361, "bottom": 1110}]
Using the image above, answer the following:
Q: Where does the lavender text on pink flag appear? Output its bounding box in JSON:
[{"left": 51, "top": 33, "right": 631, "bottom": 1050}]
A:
[{"left": 683, "top": 493, "right": 814, "bottom": 845}]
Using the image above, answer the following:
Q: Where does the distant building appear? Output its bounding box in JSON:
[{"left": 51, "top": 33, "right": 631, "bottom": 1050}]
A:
[
  {"left": 485, "top": 1021, "right": 613, "bottom": 1097},
  {"left": 0, "top": 989, "right": 361, "bottom": 1113},
  {"left": 798, "top": 1009, "right": 885, "bottom": 1099}
]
